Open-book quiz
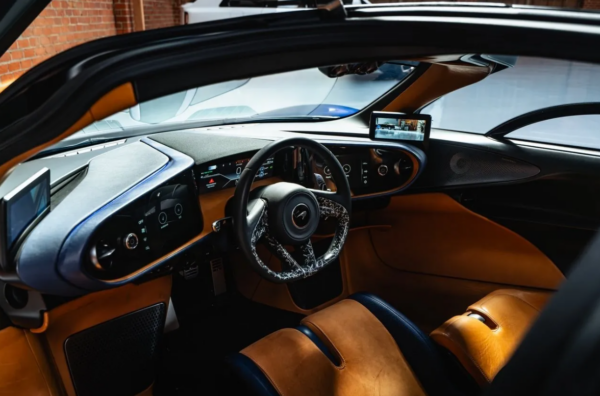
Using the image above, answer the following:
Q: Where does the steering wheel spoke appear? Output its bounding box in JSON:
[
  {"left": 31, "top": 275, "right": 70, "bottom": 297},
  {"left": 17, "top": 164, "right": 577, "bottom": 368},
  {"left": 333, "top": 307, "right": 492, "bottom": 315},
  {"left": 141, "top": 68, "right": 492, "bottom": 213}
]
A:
[{"left": 309, "top": 188, "right": 346, "bottom": 210}]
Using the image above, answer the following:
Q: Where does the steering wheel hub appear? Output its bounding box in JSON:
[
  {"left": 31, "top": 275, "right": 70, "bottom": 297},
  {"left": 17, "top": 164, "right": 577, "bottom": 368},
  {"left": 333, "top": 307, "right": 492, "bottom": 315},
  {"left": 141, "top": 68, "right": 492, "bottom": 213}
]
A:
[
  {"left": 292, "top": 204, "right": 311, "bottom": 229},
  {"left": 258, "top": 182, "right": 319, "bottom": 245}
]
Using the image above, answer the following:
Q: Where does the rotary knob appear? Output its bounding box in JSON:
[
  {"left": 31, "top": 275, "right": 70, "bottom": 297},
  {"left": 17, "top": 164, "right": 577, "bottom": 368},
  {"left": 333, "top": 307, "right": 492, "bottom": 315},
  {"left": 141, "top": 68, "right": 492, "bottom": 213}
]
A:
[
  {"left": 377, "top": 164, "right": 389, "bottom": 176},
  {"left": 123, "top": 233, "right": 139, "bottom": 250}
]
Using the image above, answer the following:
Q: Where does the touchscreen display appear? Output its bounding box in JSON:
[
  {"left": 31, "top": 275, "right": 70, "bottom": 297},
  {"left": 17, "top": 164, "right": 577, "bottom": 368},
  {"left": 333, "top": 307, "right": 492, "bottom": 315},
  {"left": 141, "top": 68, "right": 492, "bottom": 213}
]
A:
[
  {"left": 370, "top": 112, "right": 431, "bottom": 143},
  {"left": 198, "top": 157, "right": 274, "bottom": 193},
  {"left": 4, "top": 168, "right": 50, "bottom": 252}
]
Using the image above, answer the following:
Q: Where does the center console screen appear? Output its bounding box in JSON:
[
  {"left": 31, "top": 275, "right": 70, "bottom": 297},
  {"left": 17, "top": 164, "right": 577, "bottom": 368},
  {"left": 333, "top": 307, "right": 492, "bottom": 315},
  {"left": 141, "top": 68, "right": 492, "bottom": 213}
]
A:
[{"left": 198, "top": 157, "right": 274, "bottom": 193}]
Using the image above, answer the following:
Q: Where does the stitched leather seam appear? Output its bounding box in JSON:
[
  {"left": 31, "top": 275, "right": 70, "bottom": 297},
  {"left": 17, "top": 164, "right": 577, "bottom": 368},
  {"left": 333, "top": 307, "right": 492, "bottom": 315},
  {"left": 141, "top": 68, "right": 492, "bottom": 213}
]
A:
[
  {"left": 24, "top": 331, "right": 55, "bottom": 396},
  {"left": 301, "top": 320, "right": 346, "bottom": 370}
]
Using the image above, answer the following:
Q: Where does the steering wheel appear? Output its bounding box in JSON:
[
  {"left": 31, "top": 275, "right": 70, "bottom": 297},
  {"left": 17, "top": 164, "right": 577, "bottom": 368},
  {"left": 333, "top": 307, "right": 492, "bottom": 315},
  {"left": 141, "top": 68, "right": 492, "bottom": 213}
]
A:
[{"left": 233, "top": 137, "right": 351, "bottom": 283}]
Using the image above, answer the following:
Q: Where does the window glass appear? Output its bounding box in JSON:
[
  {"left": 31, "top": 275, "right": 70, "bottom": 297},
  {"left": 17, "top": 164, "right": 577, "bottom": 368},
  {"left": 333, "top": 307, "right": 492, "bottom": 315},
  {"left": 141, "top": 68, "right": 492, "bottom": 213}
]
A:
[
  {"left": 422, "top": 57, "right": 600, "bottom": 135},
  {"left": 507, "top": 115, "right": 600, "bottom": 150},
  {"left": 69, "top": 63, "right": 415, "bottom": 140}
]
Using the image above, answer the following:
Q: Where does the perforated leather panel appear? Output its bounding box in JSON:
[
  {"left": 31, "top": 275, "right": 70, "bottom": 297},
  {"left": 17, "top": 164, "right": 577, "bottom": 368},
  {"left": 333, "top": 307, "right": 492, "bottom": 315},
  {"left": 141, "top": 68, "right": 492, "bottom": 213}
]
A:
[{"left": 64, "top": 304, "right": 165, "bottom": 396}]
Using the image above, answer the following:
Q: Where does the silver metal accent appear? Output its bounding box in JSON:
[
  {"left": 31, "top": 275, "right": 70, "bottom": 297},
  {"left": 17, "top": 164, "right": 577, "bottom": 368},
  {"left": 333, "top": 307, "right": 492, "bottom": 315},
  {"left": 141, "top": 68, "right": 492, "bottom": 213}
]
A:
[
  {"left": 164, "top": 298, "right": 180, "bottom": 334},
  {"left": 90, "top": 243, "right": 116, "bottom": 270},
  {"left": 210, "top": 258, "right": 227, "bottom": 296},
  {"left": 510, "top": 139, "right": 600, "bottom": 157},
  {"left": 377, "top": 164, "right": 389, "bottom": 176},
  {"left": 468, "top": 313, "right": 486, "bottom": 323},
  {"left": 291, "top": 203, "right": 310, "bottom": 229},
  {"left": 212, "top": 217, "right": 231, "bottom": 233},
  {"left": 123, "top": 233, "right": 139, "bottom": 250}
]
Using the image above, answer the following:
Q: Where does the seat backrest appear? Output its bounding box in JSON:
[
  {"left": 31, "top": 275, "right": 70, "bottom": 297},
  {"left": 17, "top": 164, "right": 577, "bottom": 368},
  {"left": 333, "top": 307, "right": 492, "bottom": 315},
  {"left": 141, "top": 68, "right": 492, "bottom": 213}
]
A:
[
  {"left": 431, "top": 289, "right": 552, "bottom": 387},
  {"left": 487, "top": 232, "right": 600, "bottom": 396}
]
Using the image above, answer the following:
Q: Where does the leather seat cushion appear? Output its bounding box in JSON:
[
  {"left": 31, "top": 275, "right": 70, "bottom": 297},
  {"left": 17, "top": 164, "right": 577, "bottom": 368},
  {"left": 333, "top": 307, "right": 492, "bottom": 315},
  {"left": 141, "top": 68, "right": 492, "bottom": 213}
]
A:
[
  {"left": 430, "top": 289, "right": 552, "bottom": 387},
  {"left": 236, "top": 293, "right": 462, "bottom": 396}
]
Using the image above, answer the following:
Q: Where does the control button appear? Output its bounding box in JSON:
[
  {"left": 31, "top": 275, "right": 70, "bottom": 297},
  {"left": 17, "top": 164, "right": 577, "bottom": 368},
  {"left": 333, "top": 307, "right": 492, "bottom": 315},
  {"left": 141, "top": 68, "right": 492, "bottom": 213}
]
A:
[
  {"left": 174, "top": 203, "right": 183, "bottom": 216},
  {"left": 323, "top": 166, "right": 331, "bottom": 176},
  {"left": 212, "top": 217, "right": 232, "bottom": 233},
  {"left": 378, "top": 164, "right": 389, "bottom": 176},
  {"left": 158, "top": 212, "right": 168, "bottom": 225},
  {"left": 124, "top": 233, "right": 139, "bottom": 250},
  {"left": 343, "top": 164, "right": 352, "bottom": 174}
]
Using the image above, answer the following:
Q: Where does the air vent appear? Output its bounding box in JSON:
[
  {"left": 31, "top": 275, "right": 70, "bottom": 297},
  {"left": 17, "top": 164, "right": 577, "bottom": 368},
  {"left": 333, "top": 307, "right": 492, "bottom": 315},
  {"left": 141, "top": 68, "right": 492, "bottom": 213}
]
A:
[{"left": 48, "top": 139, "right": 126, "bottom": 158}]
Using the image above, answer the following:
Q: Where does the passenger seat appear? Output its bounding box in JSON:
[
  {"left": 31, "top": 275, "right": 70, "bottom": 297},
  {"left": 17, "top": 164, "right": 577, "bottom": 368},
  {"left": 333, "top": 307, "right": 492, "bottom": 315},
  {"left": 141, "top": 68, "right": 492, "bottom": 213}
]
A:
[{"left": 430, "top": 289, "right": 553, "bottom": 387}]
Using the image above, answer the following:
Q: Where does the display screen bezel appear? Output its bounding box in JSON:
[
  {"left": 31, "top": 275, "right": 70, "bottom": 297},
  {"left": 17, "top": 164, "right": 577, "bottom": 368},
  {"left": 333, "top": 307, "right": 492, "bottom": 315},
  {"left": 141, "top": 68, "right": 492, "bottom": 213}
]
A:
[
  {"left": 0, "top": 168, "right": 51, "bottom": 270},
  {"left": 369, "top": 111, "right": 431, "bottom": 144}
]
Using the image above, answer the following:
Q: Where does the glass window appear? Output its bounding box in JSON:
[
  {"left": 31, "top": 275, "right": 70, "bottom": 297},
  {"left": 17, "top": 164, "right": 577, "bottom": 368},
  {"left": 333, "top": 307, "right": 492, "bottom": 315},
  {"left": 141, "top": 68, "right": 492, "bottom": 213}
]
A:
[
  {"left": 507, "top": 115, "right": 600, "bottom": 150},
  {"left": 68, "top": 63, "right": 416, "bottom": 140},
  {"left": 422, "top": 57, "right": 600, "bottom": 135}
]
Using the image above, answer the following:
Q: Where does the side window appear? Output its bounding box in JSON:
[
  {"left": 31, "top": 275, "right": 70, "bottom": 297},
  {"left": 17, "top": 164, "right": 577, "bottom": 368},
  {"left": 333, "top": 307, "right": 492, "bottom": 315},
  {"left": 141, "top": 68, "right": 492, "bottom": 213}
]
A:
[
  {"left": 507, "top": 115, "right": 600, "bottom": 150},
  {"left": 421, "top": 57, "right": 600, "bottom": 135}
]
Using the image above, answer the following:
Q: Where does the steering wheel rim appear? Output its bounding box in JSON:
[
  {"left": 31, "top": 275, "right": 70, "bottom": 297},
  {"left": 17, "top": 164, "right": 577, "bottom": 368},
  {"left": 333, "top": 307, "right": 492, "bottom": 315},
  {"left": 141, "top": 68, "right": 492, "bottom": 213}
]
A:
[{"left": 232, "top": 137, "right": 351, "bottom": 283}]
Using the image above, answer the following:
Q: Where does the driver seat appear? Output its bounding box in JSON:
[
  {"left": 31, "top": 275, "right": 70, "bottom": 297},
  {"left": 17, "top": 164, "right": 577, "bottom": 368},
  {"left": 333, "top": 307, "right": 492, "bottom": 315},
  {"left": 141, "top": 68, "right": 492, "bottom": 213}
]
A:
[{"left": 225, "top": 293, "right": 466, "bottom": 396}]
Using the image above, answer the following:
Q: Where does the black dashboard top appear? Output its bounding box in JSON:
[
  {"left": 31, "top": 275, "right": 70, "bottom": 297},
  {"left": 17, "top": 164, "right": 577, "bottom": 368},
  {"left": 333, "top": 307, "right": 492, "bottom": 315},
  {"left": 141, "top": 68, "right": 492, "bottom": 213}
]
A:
[{"left": 151, "top": 131, "right": 270, "bottom": 165}]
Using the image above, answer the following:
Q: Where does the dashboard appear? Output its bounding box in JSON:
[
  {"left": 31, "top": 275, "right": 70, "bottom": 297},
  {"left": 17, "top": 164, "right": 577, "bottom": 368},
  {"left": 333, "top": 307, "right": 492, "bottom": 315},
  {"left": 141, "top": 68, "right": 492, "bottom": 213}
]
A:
[
  {"left": 0, "top": 122, "right": 548, "bottom": 328},
  {"left": 0, "top": 128, "right": 430, "bottom": 304}
]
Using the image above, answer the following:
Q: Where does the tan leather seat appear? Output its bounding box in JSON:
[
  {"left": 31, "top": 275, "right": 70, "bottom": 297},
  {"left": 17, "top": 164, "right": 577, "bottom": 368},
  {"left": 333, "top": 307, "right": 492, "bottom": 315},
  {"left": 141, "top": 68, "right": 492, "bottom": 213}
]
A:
[
  {"left": 430, "top": 289, "right": 552, "bottom": 387},
  {"left": 226, "top": 293, "right": 465, "bottom": 396}
]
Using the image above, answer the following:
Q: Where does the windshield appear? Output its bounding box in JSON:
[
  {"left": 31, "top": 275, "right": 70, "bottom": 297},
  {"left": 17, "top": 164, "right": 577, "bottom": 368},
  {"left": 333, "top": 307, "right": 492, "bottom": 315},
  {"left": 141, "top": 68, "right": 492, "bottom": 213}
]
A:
[{"left": 67, "top": 63, "right": 416, "bottom": 140}]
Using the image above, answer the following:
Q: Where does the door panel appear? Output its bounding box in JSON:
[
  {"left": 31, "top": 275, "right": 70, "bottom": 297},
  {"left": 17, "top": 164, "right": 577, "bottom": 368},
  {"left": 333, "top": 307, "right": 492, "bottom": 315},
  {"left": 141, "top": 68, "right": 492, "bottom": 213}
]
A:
[
  {"left": 367, "top": 193, "right": 564, "bottom": 289},
  {"left": 460, "top": 176, "right": 600, "bottom": 274},
  {"left": 0, "top": 326, "right": 59, "bottom": 396}
]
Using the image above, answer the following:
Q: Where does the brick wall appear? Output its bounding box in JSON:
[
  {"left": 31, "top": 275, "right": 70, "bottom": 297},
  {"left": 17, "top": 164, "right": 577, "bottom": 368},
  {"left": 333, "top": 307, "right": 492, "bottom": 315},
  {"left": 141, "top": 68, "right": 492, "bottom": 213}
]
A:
[
  {"left": 114, "top": 0, "right": 135, "bottom": 34},
  {"left": 0, "top": 0, "right": 185, "bottom": 90},
  {"left": 144, "top": 0, "right": 184, "bottom": 30},
  {"left": 0, "top": 0, "right": 598, "bottom": 90},
  {"left": 0, "top": 0, "right": 118, "bottom": 88}
]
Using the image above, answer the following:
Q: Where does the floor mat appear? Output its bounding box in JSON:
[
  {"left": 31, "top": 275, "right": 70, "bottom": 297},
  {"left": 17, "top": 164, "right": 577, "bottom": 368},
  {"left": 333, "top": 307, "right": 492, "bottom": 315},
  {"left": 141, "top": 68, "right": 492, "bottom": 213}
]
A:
[{"left": 154, "top": 294, "right": 304, "bottom": 396}]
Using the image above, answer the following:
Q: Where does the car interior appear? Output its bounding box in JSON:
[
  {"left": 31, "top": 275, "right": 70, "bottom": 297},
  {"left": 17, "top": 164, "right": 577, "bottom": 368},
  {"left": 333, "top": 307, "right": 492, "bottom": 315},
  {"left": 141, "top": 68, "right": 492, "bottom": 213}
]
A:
[{"left": 2, "top": 3, "right": 600, "bottom": 396}]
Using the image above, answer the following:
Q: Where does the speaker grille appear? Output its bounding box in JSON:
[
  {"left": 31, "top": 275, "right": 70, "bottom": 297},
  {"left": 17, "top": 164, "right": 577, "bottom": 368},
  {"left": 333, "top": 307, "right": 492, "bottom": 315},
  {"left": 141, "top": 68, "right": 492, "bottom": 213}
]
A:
[
  {"left": 64, "top": 303, "right": 165, "bottom": 396},
  {"left": 416, "top": 142, "right": 540, "bottom": 188}
]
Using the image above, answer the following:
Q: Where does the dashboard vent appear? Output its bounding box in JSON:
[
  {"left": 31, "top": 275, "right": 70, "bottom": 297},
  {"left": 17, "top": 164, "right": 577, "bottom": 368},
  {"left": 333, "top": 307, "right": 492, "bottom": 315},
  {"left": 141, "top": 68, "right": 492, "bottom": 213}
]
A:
[{"left": 48, "top": 139, "right": 126, "bottom": 158}]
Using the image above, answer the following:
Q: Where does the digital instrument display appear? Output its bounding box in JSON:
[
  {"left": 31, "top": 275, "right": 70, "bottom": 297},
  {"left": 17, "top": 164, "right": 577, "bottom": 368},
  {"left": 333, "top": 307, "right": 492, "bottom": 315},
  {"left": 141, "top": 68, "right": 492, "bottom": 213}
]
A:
[
  {"left": 370, "top": 111, "right": 431, "bottom": 143},
  {"left": 1, "top": 168, "right": 50, "bottom": 269},
  {"left": 198, "top": 157, "right": 275, "bottom": 193}
]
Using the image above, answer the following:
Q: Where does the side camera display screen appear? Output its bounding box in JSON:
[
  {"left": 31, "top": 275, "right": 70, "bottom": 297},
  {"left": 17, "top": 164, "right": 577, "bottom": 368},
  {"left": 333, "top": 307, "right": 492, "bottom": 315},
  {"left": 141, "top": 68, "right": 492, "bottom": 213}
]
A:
[
  {"left": 369, "top": 112, "right": 431, "bottom": 144},
  {"left": 4, "top": 168, "right": 51, "bottom": 252}
]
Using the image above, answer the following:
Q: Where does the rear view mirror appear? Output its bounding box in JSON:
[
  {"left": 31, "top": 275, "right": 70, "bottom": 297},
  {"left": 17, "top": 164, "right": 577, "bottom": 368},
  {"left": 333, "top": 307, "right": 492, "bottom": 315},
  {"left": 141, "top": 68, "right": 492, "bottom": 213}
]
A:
[{"left": 319, "top": 61, "right": 382, "bottom": 78}]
